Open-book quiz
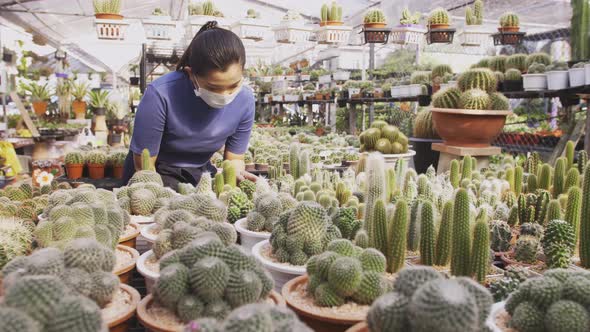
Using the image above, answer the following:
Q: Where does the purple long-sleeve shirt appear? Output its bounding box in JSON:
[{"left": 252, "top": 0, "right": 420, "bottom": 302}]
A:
[{"left": 130, "top": 71, "right": 255, "bottom": 168}]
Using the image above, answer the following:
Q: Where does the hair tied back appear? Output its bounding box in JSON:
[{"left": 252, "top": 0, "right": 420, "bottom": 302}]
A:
[{"left": 198, "top": 21, "right": 219, "bottom": 35}]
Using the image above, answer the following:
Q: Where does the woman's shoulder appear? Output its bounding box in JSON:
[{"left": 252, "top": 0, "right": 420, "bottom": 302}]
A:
[
  {"left": 148, "top": 71, "right": 188, "bottom": 91},
  {"left": 236, "top": 84, "right": 256, "bottom": 104}
]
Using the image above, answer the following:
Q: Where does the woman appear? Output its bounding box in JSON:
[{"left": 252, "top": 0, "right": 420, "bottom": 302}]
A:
[{"left": 123, "top": 21, "right": 256, "bottom": 190}]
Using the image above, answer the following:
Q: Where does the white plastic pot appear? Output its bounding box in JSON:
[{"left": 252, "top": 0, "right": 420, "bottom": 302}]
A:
[
  {"left": 234, "top": 218, "right": 270, "bottom": 253},
  {"left": 569, "top": 67, "right": 585, "bottom": 87},
  {"left": 130, "top": 214, "right": 155, "bottom": 225},
  {"left": 546, "top": 70, "right": 569, "bottom": 90},
  {"left": 585, "top": 64, "right": 590, "bottom": 86},
  {"left": 408, "top": 84, "right": 422, "bottom": 96},
  {"left": 398, "top": 85, "right": 410, "bottom": 97},
  {"left": 252, "top": 240, "right": 305, "bottom": 292},
  {"left": 390, "top": 86, "right": 400, "bottom": 98},
  {"left": 136, "top": 250, "right": 159, "bottom": 294},
  {"left": 139, "top": 223, "right": 158, "bottom": 246},
  {"left": 522, "top": 73, "right": 547, "bottom": 91}
]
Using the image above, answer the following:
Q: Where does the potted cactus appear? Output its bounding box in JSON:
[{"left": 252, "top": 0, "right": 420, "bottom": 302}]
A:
[
  {"left": 498, "top": 11, "right": 520, "bottom": 33},
  {"left": 458, "top": 0, "right": 489, "bottom": 47},
  {"left": 255, "top": 154, "right": 269, "bottom": 171},
  {"left": 320, "top": 2, "right": 343, "bottom": 26},
  {"left": 65, "top": 151, "right": 85, "bottom": 179},
  {"left": 430, "top": 67, "right": 511, "bottom": 147},
  {"left": 87, "top": 150, "right": 107, "bottom": 179},
  {"left": 22, "top": 82, "right": 52, "bottom": 117},
  {"left": 110, "top": 151, "right": 127, "bottom": 179},
  {"left": 244, "top": 151, "right": 255, "bottom": 172},
  {"left": 426, "top": 7, "right": 455, "bottom": 44},
  {"left": 410, "top": 109, "right": 443, "bottom": 173},
  {"left": 569, "top": 62, "right": 586, "bottom": 87},
  {"left": 231, "top": 8, "right": 268, "bottom": 41},
  {"left": 391, "top": 7, "right": 425, "bottom": 45},
  {"left": 71, "top": 81, "right": 89, "bottom": 120},
  {"left": 504, "top": 68, "right": 523, "bottom": 91},
  {"left": 522, "top": 62, "right": 548, "bottom": 91},
  {"left": 93, "top": 0, "right": 123, "bottom": 19},
  {"left": 272, "top": 10, "right": 312, "bottom": 43},
  {"left": 363, "top": 8, "right": 386, "bottom": 29},
  {"left": 546, "top": 61, "right": 570, "bottom": 90}
]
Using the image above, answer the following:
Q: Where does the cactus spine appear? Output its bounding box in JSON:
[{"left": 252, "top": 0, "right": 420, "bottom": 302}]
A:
[
  {"left": 539, "top": 163, "right": 552, "bottom": 190},
  {"left": 372, "top": 200, "right": 388, "bottom": 256},
  {"left": 470, "top": 215, "right": 490, "bottom": 283},
  {"left": 553, "top": 158, "right": 566, "bottom": 198},
  {"left": 461, "top": 155, "right": 472, "bottom": 180},
  {"left": 434, "top": 201, "right": 453, "bottom": 266},
  {"left": 581, "top": 164, "right": 590, "bottom": 268},
  {"left": 565, "top": 168, "right": 580, "bottom": 192},
  {"left": 387, "top": 199, "right": 409, "bottom": 273},
  {"left": 450, "top": 159, "right": 460, "bottom": 188},
  {"left": 515, "top": 166, "right": 523, "bottom": 196},
  {"left": 451, "top": 189, "right": 471, "bottom": 277},
  {"left": 420, "top": 201, "right": 436, "bottom": 266},
  {"left": 566, "top": 140, "right": 575, "bottom": 170},
  {"left": 565, "top": 186, "right": 582, "bottom": 243}
]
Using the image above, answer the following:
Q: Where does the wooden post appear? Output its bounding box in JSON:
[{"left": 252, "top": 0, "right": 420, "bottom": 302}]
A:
[{"left": 9, "top": 92, "right": 39, "bottom": 137}]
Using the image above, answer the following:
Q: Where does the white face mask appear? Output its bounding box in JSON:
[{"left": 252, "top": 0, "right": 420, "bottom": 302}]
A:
[{"left": 194, "top": 81, "right": 242, "bottom": 109}]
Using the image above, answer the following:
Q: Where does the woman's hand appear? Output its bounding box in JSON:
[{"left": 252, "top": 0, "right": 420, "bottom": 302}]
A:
[{"left": 238, "top": 170, "right": 258, "bottom": 182}]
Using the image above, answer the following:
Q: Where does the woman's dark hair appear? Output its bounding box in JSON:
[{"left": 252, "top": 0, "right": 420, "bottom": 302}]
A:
[{"left": 176, "top": 21, "right": 246, "bottom": 76}]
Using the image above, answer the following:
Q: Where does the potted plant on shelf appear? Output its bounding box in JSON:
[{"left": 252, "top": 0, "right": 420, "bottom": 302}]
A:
[
  {"left": 93, "top": 0, "right": 128, "bottom": 40},
  {"left": 303, "top": 83, "right": 316, "bottom": 100},
  {"left": 343, "top": 151, "right": 359, "bottom": 167},
  {"left": 504, "top": 68, "right": 523, "bottom": 91},
  {"left": 231, "top": 9, "right": 268, "bottom": 41},
  {"left": 320, "top": 2, "right": 342, "bottom": 26},
  {"left": 391, "top": 7, "right": 425, "bottom": 45},
  {"left": 409, "top": 71, "right": 430, "bottom": 96},
  {"left": 431, "top": 64, "right": 452, "bottom": 93},
  {"left": 92, "top": 0, "right": 123, "bottom": 19},
  {"left": 110, "top": 151, "right": 126, "bottom": 179},
  {"left": 87, "top": 150, "right": 107, "bottom": 179},
  {"left": 498, "top": 11, "right": 520, "bottom": 33},
  {"left": 430, "top": 67, "right": 512, "bottom": 147},
  {"left": 88, "top": 89, "right": 110, "bottom": 116},
  {"left": 494, "top": 12, "right": 522, "bottom": 45},
  {"left": 272, "top": 10, "right": 312, "bottom": 44},
  {"left": 570, "top": 61, "right": 586, "bottom": 87},
  {"left": 410, "top": 110, "right": 443, "bottom": 173},
  {"left": 426, "top": 7, "right": 455, "bottom": 44},
  {"left": 361, "top": 81, "right": 375, "bottom": 98},
  {"left": 523, "top": 62, "right": 548, "bottom": 91},
  {"left": 64, "top": 151, "right": 84, "bottom": 179},
  {"left": 255, "top": 154, "right": 269, "bottom": 171},
  {"left": 381, "top": 82, "right": 392, "bottom": 98},
  {"left": 459, "top": 0, "right": 489, "bottom": 47},
  {"left": 23, "top": 82, "right": 52, "bottom": 117},
  {"left": 316, "top": 2, "right": 351, "bottom": 44},
  {"left": 244, "top": 151, "right": 255, "bottom": 172},
  {"left": 546, "top": 61, "right": 569, "bottom": 90},
  {"left": 71, "top": 81, "right": 89, "bottom": 120},
  {"left": 363, "top": 8, "right": 386, "bottom": 29}
]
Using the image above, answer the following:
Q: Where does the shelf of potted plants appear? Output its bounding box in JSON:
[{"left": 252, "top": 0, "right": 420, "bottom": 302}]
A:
[
  {"left": 93, "top": 0, "right": 129, "bottom": 40},
  {"left": 142, "top": 7, "right": 176, "bottom": 40},
  {"left": 272, "top": 10, "right": 313, "bottom": 44},
  {"left": 457, "top": 0, "right": 491, "bottom": 47},
  {"left": 231, "top": 9, "right": 269, "bottom": 41},
  {"left": 546, "top": 61, "right": 570, "bottom": 91},
  {"left": 390, "top": 7, "right": 426, "bottom": 45},
  {"left": 315, "top": 2, "right": 352, "bottom": 44}
]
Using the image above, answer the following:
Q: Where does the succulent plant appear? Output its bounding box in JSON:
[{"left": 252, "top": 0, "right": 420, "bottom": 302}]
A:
[
  {"left": 364, "top": 8, "right": 386, "bottom": 24},
  {"left": 505, "top": 68, "right": 522, "bottom": 81},
  {"left": 86, "top": 151, "right": 106, "bottom": 165},
  {"left": 428, "top": 7, "right": 450, "bottom": 25},
  {"left": 499, "top": 12, "right": 519, "bottom": 27},
  {"left": 458, "top": 68, "right": 497, "bottom": 93},
  {"left": 128, "top": 149, "right": 163, "bottom": 186},
  {"left": 542, "top": 219, "right": 576, "bottom": 269},
  {"left": 65, "top": 151, "right": 84, "bottom": 165},
  {"left": 528, "top": 62, "right": 548, "bottom": 74},
  {"left": 506, "top": 54, "right": 528, "bottom": 72},
  {"left": 514, "top": 235, "right": 539, "bottom": 264}
]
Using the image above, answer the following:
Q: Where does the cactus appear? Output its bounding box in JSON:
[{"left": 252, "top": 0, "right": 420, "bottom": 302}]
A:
[
  {"left": 470, "top": 217, "right": 490, "bottom": 283},
  {"left": 553, "top": 158, "right": 566, "bottom": 197},
  {"left": 450, "top": 159, "right": 460, "bottom": 188},
  {"left": 128, "top": 149, "right": 163, "bottom": 186},
  {"left": 527, "top": 174, "right": 538, "bottom": 193},
  {"left": 222, "top": 162, "right": 237, "bottom": 189},
  {"left": 489, "top": 55, "right": 507, "bottom": 72},
  {"left": 581, "top": 165, "right": 590, "bottom": 268},
  {"left": 459, "top": 88, "right": 491, "bottom": 110},
  {"left": 46, "top": 295, "right": 102, "bottom": 332},
  {"left": 89, "top": 271, "right": 119, "bottom": 307},
  {"left": 526, "top": 52, "right": 552, "bottom": 68},
  {"left": 542, "top": 219, "right": 575, "bottom": 268},
  {"left": 428, "top": 7, "right": 450, "bottom": 25},
  {"left": 451, "top": 189, "right": 471, "bottom": 277},
  {"left": 506, "top": 54, "right": 528, "bottom": 72},
  {"left": 514, "top": 235, "right": 539, "bottom": 264},
  {"left": 547, "top": 199, "right": 562, "bottom": 222},
  {"left": 565, "top": 186, "right": 582, "bottom": 242},
  {"left": 65, "top": 151, "right": 84, "bottom": 165},
  {"left": 432, "top": 87, "right": 461, "bottom": 109},
  {"left": 86, "top": 151, "right": 106, "bottom": 165},
  {"left": 419, "top": 201, "right": 436, "bottom": 266},
  {"left": 579, "top": 150, "right": 588, "bottom": 174},
  {"left": 458, "top": 68, "right": 497, "bottom": 93},
  {"left": 387, "top": 199, "right": 409, "bottom": 273},
  {"left": 514, "top": 166, "right": 523, "bottom": 196},
  {"left": 473, "top": 0, "right": 483, "bottom": 24},
  {"left": 434, "top": 201, "right": 453, "bottom": 266},
  {"left": 364, "top": 153, "right": 386, "bottom": 246},
  {"left": 490, "top": 92, "right": 510, "bottom": 110},
  {"left": 407, "top": 199, "right": 422, "bottom": 252},
  {"left": 372, "top": 200, "right": 388, "bottom": 255},
  {"left": 566, "top": 140, "right": 575, "bottom": 170},
  {"left": 565, "top": 168, "right": 580, "bottom": 192},
  {"left": 461, "top": 155, "right": 472, "bottom": 180},
  {"left": 499, "top": 11, "right": 519, "bottom": 27},
  {"left": 299, "top": 150, "right": 310, "bottom": 178},
  {"left": 490, "top": 220, "right": 512, "bottom": 253},
  {"left": 545, "top": 300, "right": 590, "bottom": 332},
  {"left": 363, "top": 8, "right": 386, "bottom": 24}
]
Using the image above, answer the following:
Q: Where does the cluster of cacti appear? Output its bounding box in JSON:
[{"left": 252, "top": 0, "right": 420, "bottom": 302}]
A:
[
  {"left": 547, "top": 61, "right": 569, "bottom": 72},
  {"left": 526, "top": 53, "right": 552, "bottom": 68},
  {"left": 490, "top": 219, "right": 512, "bottom": 252},
  {"left": 506, "top": 269, "right": 590, "bottom": 332},
  {"left": 186, "top": 303, "right": 311, "bottom": 332},
  {"left": 306, "top": 239, "right": 390, "bottom": 307},
  {"left": 35, "top": 187, "right": 130, "bottom": 250},
  {"left": 116, "top": 179, "right": 176, "bottom": 216},
  {"left": 506, "top": 54, "right": 528, "bottom": 72},
  {"left": 499, "top": 11, "right": 519, "bottom": 27},
  {"left": 363, "top": 8, "right": 386, "bottom": 24},
  {"left": 541, "top": 219, "right": 576, "bottom": 268},
  {"left": 153, "top": 232, "right": 273, "bottom": 322},
  {"left": 65, "top": 151, "right": 85, "bottom": 165},
  {"left": 320, "top": 1, "right": 342, "bottom": 23},
  {"left": 359, "top": 121, "right": 409, "bottom": 154},
  {"left": 245, "top": 191, "right": 296, "bottom": 233},
  {"left": 0, "top": 240, "right": 119, "bottom": 332},
  {"left": 127, "top": 149, "right": 163, "bottom": 186},
  {"left": 222, "top": 188, "right": 254, "bottom": 223},
  {"left": 367, "top": 266, "right": 492, "bottom": 332},
  {"left": 399, "top": 7, "right": 421, "bottom": 25},
  {"left": 269, "top": 201, "right": 342, "bottom": 266},
  {"left": 0, "top": 217, "right": 34, "bottom": 269},
  {"left": 428, "top": 7, "right": 450, "bottom": 25},
  {"left": 489, "top": 266, "right": 528, "bottom": 302},
  {"left": 0, "top": 184, "right": 64, "bottom": 223},
  {"left": 489, "top": 55, "right": 507, "bottom": 73}
]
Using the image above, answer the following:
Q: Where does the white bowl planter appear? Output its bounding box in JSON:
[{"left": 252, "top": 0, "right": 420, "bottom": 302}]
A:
[
  {"left": 569, "top": 67, "right": 585, "bottom": 87},
  {"left": 382, "top": 150, "right": 416, "bottom": 168},
  {"left": 390, "top": 24, "right": 426, "bottom": 45},
  {"left": 231, "top": 18, "right": 269, "bottom": 41},
  {"left": 272, "top": 20, "right": 312, "bottom": 43},
  {"left": 252, "top": 240, "right": 305, "bottom": 292},
  {"left": 130, "top": 214, "right": 155, "bottom": 225},
  {"left": 318, "top": 74, "right": 332, "bottom": 84},
  {"left": 522, "top": 73, "right": 547, "bottom": 91},
  {"left": 143, "top": 16, "right": 176, "bottom": 40},
  {"left": 348, "top": 87, "right": 361, "bottom": 97},
  {"left": 139, "top": 222, "right": 159, "bottom": 245},
  {"left": 234, "top": 218, "right": 270, "bottom": 252},
  {"left": 546, "top": 70, "right": 569, "bottom": 90},
  {"left": 390, "top": 86, "right": 401, "bottom": 98},
  {"left": 458, "top": 26, "right": 491, "bottom": 47},
  {"left": 137, "top": 250, "right": 159, "bottom": 294},
  {"left": 314, "top": 25, "right": 352, "bottom": 44},
  {"left": 283, "top": 94, "right": 300, "bottom": 102}
]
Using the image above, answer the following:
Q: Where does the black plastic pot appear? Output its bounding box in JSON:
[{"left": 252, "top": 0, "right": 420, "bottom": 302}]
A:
[
  {"left": 337, "top": 99, "right": 347, "bottom": 107},
  {"left": 418, "top": 95, "right": 431, "bottom": 106},
  {"left": 410, "top": 137, "right": 443, "bottom": 174},
  {"left": 503, "top": 80, "right": 523, "bottom": 92},
  {"left": 94, "top": 107, "right": 106, "bottom": 116},
  {"left": 2, "top": 53, "right": 13, "bottom": 63},
  {"left": 130, "top": 77, "right": 139, "bottom": 86}
]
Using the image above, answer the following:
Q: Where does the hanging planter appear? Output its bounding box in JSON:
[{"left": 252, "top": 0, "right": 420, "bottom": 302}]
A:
[
  {"left": 457, "top": 1, "right": 488, "bottom": 46},
  {"left": 143, "top": 9, "right": 176, "bottom": 40},
  {"left": 272, "top": 11, "right": 312, "bottom": 44},
  {"left": 492, "top": 12, "right": 525, "bottom": 45},
  {"left": 390, "top": 7, "right": 425, "bottom": 45},
  {"left": 425, "top": 8, "right": 455, "bottom": 44},
  {"left": 316, "top": 3, "right": 351, "bottom": 44},
  {"left": 362, "top": 8, "right": 390, "bottom": 43},
  {"left": 93, "top": 0, "right": 129, "bottom": 42},
  {"left": 231, "top": 10, "right": 269, "bottom": 41}
]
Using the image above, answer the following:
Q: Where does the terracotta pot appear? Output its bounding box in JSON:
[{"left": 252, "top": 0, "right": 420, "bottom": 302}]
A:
[
  {"left": 327, "top": 21, "right": 343, "bottom": 26},
  {"left": 118, "top": 222, "right": 140, "bottom": 249},
  {"left": 346, "top": 322, "right": 368, "bottom": 332},
  {"left": 315, "top": 93, "right": 324, "bottom": 100},
  {"left": 245, "top": 163, "right": 256, "bottom": 172},
  {"left": 32, "top": 101, "right": 48, "bottom": 117},
  {"left": 364, "top": 22, "right": 386, "bottom": 29},
  {"left": 88, "top": 163, "right": 105, "bottom": 179},
  {"left": 113, "top": 165, "right": 124, "bottom": 179},
  {"left": 66, "top": 163, "right": 84, "bottom": 180},
  {"left": 137, "top": 291, "right": 284, "bottom": 332},
  {"left": 431, "top": 108, "right": 511, "bottom": 148},
  {"left": 430, "top": 23, "right": 450, "bottom": 29},
  {"left": 95, "top": 13, "right": 124, "bottom": 20},
  {"left": 283, "top": 275, "right": 364, "bottom": 332},
  {"left": 255, "top": 163, "right": 269, "bottom": 172},
  {"left": 72, "top": 100, "right": 87, "bottom": 120},
  {"left": 106, "top": 284, "right": 141, "bottom": 332},
  {"left": 498, "top": 26, "right": 520, "bottom": 33},
  {"left": 113, "top": 245, "right": 139, "bottom": 284}
]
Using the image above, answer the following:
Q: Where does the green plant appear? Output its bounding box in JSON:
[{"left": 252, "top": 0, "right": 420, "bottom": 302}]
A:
[
  {"left": 499, "top": 12, "right": 519, "bottom": 27},
  {"left": 506, "top": 54, "right": 528, "bottom": 72},
  {"left": 65, "top": 151, "right": 84, "bottom": 165},
  {"left": 514, "top": 235, "right": 539, "bottom": 264},
  {"left": 320, "top": 1, "right": 342, "bottom": 23},
  {"left": 571, "top": 0, "right": 590, "bottom": 61},
  {"left": 526, "top": 53, "right": 552, "bottom": 68},
  {"left": 490, "top": 220, "right": 512, "bottom": 253},
  {"left": 87, "top": 151, "right": 107, "bottom": 165},
  {"left": 71, "top": 82, "right": 89, "bottom": 101},
  {"left": 399, "top": 7, "right": 421, "bottom": 25},
  {"left": 542, "top": 219, "right": 576, "bottom": 268},
  {"left": 387, "top": 199, "right": 409, "bottom": 273},
  {"left": 363, "top": 8, "right": 386, "bottom": 24},
  {"left": 88, "top": 89, "right": 110, "bottom": 109},
  {"left": 459, "top": 89, "right": 491, "bottom": 110},
  {"left": 432, "top": 86, "right": 461, "bottom": 108},
  {"left": 579, "top": 150, "right": 588, "bottom": 174},
  {"left": 128, "top": 149, "right": 163, "bottom": 186},
  {"left": 22, "top": 82, "right": 52, "bottom": 102},
  {"left": 505, "top": 68, "right": 522, "bottom": 81},
  {"left": 428, "top": 7, "right": 450, "bottom": 25},
  {"left": 419, "top": 201, "right": 435, "bottom": 266},
  {"left": 547, "top": 61, "right": 569, "bottom": 71},
  {"left": 93, "top": 0, "right": 122, "bottom": 15},
  {"left": 489, "top": 56, "right": 507, "bottom": 72},
  {"left": 451, "top": 188, "right": 471, "bottom": 276},
  {"left": 470, "top": 214, "right": 490, "bottom": 283},
  {"left": 565, "top": 186, "right": 582, "bottom": 242},
  {"left": 432, "top": 64, "right": 452, "bottom": 79},
  {"left": 458, "top": 68, "right": 497, "bottom": 93}
]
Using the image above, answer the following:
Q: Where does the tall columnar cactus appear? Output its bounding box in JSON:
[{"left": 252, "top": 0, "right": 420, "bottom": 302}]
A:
[
  {"left": 547, "top": 199, "right": 562, "bottom": 222},
  {"left": 535, "top": 190, "right": 550, "bottom": 224},
  {"left": 565, "top": 168, "right": 580, "bottom": 192},
  {"left": 505, "top": 167, "right": 515, "bottom": 192},
  {"left": 451, "top": 189, "right": 471, "bottom": 277},
  {"left": 539, "top": 163, "right": 552, "bottom": 191},
  {"left": 372, "top": 200, "right": 388, "bottom": 256},
  {"left": 542, "top": 219, "right": 576, "bottom": 269},
  {"left": 471, "top": 216, "right": 490, "bottom": 283},
  {"left": 387, "top": 199, "right": 409, "bottom": 273},
  {"left": 434, "top": 201, "right": 453, "bottom": 266},
  {"left": 566, "top": 141, "right": 575, "bottom": 170},
  {"left": 386, "top": 168, "right": 396, "bottom": 203},
  {"left": 223, "top": 162, "right": 237, "bottom": 189},
  {"left": 299, "top": 150, "right": 310, "bottom": 178},
  {"left": 419, "top": 201, "right": 436, "bottom": 266},
  {"left": 473, "top": 0, "right": 483, "bottom": 24},
  {"left": 553, "top": 158, "right": 566, "bottom": 198},
  {"left": 214, "top": 173, "right": 224, "bottom": 197},
  {"left": 364, "top": 154, "right": 386, "bottom": 247},
  {"left": 450, "top": 159, "right": 460, "bottom": 188},
  {"left": 565, "top": 186, "right": 582, "bottom": 243},
  {"left": 461, "top": 155, "right": 472, "bottom": 181},
  {"left": 579, "top": 150, "right": 588, "bottom": 174},
  {"left": 527, "top": 174, "right": 538, "bottom": 193},
  {"left": 289, "top": 143, "right": 300, "bottom": 179},
  {"left": 514, "top": 166, "right": 523, "bottom": 196},
  {"left": 581, "top": 165, "right": 590, "bottom": 268}
]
